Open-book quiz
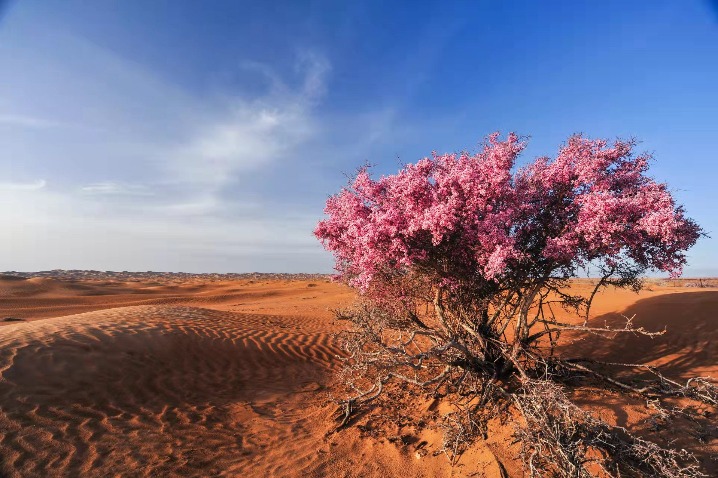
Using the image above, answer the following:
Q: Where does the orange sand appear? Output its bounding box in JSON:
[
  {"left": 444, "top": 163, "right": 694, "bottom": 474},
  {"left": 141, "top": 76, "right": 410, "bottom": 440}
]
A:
[{"left": 0, "top": 276, "right": 715, "bottom": 477}]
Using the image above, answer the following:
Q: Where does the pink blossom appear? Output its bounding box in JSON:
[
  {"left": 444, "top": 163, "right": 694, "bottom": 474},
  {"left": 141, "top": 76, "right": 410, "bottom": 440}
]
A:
[{"left": 315, "top": 133, "right": 701, "bottom": 294}]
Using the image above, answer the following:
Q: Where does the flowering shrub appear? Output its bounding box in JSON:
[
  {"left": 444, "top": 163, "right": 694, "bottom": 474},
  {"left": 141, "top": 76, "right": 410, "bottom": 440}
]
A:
[
  {"left": 316, "top": 133, "right": 712, "bottom": 477},
  {"left": 316, "top": 133, "right": 699, "bottom": 294}
]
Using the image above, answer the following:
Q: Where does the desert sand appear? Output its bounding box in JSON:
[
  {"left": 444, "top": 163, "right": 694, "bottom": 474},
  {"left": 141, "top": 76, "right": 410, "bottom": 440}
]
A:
[{"left": 0, "top": 274, "right": 716, "bottom": 477}]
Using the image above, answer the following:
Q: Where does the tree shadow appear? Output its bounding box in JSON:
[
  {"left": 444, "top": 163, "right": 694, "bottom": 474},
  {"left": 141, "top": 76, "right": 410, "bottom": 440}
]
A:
[
  {"left": 563, "top": 291, "right": 718, "bottom": 380},
  {"left": 562, "top": 291, "right": 718, "bottom": 475}
]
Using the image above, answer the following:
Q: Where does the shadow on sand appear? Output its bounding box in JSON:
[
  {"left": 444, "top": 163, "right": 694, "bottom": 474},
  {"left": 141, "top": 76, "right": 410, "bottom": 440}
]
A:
[
  {"left": 562, "top": 291, "right": 718, "bottom": 474},
  {"left": 564, "top": 291, "right": 718, "bottom": 379}
]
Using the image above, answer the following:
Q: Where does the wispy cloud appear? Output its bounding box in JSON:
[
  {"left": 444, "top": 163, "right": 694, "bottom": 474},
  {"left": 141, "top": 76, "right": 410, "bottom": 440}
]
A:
[
  {"left": 0, "top": 114, "right": 67, "bottom": 129},
  {"left": 168, "top": 52, "right": 329, "bottom": 195},
  {"left": 0, "top": 24, "right": 335, "bottom": 271},
  {"left": 297, "top": 51, "right": 331, "bottom": 99},
  {"left": 0, "top": 179, "right": 47, "bottom": 191},
  {"left": 80, "top": 182, "right": 153, "bottom": 196}
]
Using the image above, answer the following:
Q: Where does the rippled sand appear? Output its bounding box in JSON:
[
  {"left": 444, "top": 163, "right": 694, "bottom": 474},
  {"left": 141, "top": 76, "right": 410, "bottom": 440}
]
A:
[{"left": 0, "top": 276, "right": 715, "bottom": 476}]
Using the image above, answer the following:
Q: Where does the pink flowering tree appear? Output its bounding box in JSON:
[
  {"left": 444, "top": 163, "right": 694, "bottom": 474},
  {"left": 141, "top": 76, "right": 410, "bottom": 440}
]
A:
[{"left": 316, "top": 133, "right": 713, "bottom": 477}]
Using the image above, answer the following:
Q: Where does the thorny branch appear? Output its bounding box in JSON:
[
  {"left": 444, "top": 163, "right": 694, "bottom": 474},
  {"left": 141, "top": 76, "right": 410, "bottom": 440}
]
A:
[{"left": 331, "top": 278, "right": 717, "bottom": 477}]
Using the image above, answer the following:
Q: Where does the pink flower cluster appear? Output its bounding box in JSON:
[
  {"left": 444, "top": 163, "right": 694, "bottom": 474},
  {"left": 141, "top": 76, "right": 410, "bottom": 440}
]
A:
[{"left": 315, "top": 133, "right": 701, "bottom": 292}]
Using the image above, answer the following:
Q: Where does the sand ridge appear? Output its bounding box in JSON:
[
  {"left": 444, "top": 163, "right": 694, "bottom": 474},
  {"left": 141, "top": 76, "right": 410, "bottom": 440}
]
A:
[{"left": 0, "top": 276, "right": 353, "bottom": 324}]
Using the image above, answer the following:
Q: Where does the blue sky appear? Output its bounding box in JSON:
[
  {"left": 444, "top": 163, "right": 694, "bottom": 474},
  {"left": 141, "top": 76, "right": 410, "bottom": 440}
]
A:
[{"left": 0, "top": 0, "right": 716, "bottom": 275}]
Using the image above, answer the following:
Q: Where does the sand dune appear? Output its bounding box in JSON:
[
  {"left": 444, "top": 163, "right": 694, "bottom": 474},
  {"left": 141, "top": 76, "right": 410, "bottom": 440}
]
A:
[
  {"left": 0, "top": 306, "right": 338, "bottom": 477},
  {"left": 0, "top": 277, "right": 715, "bottom": 476},
  {"left": 0, "top": 284, "right": 495, "bottom": 477}
]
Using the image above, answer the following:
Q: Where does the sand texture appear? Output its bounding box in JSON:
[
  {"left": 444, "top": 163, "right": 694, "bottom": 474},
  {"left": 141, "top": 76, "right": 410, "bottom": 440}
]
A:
[{"left": 0, "top": 276, "right": 716, "bottom": 477}]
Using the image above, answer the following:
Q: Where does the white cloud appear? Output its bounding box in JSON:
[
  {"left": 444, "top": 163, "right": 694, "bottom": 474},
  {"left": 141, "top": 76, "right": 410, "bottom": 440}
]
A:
[
  {"left": 80, "top": 182, "right": 152, "bottom": 196},
  {"left": 0, "top": 186, "right": 328, "bottom": 272},
  {"left": 0, "top": 25, "right": 335, "bottom": 271},
  {"left": 168, "top": 54, "right": 328, "bottom": 193},
  {"left": 0, "top": 179, "right": 47, "bottom": 191}
]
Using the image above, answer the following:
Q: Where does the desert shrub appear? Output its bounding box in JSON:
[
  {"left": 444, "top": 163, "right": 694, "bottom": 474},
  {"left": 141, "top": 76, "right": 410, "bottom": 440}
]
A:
[{"left": 316, "top": 133, "right": 715, "bottom": 477}]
